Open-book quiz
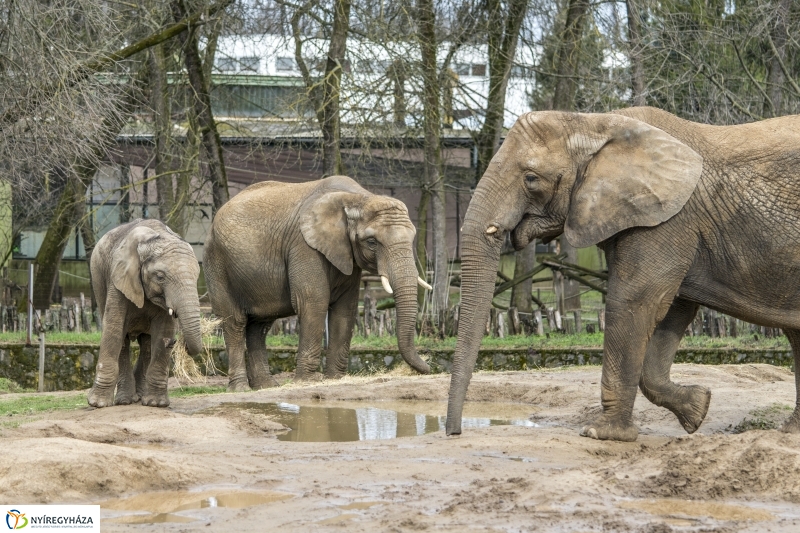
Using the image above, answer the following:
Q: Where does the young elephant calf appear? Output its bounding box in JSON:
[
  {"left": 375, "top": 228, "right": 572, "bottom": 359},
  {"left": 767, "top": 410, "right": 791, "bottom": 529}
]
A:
[
  {"left": 204, "top": 175, "right": 431, "bottom": 391},
  {"left": 88, "top": 219, "right": 203, "bottom": 408}
]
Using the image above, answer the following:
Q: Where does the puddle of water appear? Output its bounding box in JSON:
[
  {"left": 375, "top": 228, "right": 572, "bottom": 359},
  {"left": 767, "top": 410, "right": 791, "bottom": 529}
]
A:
[
  {"left": 215, "top": 401, "right": 539, "bottom": 442},
  {"left": 108, "top": 513, "right": 197, "bottom": 524},
  {"left": 100, "top": 489, "right": 293, "bottom": 515},
  {"left": 621, "top": 499, "right": 774, "bottom": 522}
]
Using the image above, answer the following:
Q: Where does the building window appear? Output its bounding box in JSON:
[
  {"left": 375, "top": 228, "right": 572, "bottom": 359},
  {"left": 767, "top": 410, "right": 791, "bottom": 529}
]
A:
[
  {"left": 239, "top": 56, "right": 260, "bottom": 72},
  {"left": 510, "top": 64, "right": 533, "bottom": 78},
  {"left": 276, "top": 57, "right": 296, "bottom": 71},
  {"left": 454, "top": 63, "right": 470, "bottom": 76},
  {"left": 471, "top": 63, "right": 486, "bottom": 76},
  {"left": 215, "top": 57, "right": 237, "bottom": 72}
]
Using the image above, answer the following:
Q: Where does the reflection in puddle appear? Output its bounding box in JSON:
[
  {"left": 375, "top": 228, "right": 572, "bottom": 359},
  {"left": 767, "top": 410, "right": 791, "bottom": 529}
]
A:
[
  {"left": 100, "top": 489, "right": 293, "bottom": 523},
  {"left": 220, "top": 402, "right": 538, "bottom": 442},
  {"left": 621, "top": 499, "right": 774, "bottom": 522}
]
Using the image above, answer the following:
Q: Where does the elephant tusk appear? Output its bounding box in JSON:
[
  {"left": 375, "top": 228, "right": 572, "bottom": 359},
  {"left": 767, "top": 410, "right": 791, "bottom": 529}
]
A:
[
  {"left": 417, "top": 277, "right": 433, "bottom": 290},
  {"left": 486, "top": 225, "right": 498, "bottom": 234},
  {"left": 168, "top": 308, "right": 174, "bottom": 316},
  {"left": 381, "top": 276, "right": 394, "bottom": 294}
]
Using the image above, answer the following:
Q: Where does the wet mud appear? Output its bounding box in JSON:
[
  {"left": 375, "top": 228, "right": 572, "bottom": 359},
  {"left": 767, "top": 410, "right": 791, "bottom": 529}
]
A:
[{"left": 2, "top": 364, "right": 800, "bottom": 532}]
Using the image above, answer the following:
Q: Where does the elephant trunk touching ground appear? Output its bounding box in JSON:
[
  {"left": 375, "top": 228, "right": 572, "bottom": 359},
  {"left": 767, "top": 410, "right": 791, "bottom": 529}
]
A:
[
  {"left": 167, "top": 281, "right": 203, "bottom": 356},
  {"left": 385, "top": 245, "right": 431, "bottom": 375},
  {"left": 446, "top": 179, "right": 525, "bottom": 435}
]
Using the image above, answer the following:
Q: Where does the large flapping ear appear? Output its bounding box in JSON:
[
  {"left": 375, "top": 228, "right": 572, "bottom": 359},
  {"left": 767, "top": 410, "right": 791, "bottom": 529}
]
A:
[
  {"left": 110, "top": 225, "right": 160, "bottom": 308},
  {"left": 564, "top": 115, "right": 704, "bottom": 248},
  {"left": 300, "top": 191, "right": 363, "bottom": 275}
]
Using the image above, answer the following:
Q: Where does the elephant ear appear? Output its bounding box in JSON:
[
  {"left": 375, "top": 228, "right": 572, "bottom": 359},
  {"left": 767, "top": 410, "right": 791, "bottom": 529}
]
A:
[
  {"left": 564, "top": 116, "right": 704, "bottom": 248},
  {"left": 111, "top": 225, "right": 160, "bottom": 308},
  {"left": 300, "top": 191, "right": 361, "bottom": 275}
]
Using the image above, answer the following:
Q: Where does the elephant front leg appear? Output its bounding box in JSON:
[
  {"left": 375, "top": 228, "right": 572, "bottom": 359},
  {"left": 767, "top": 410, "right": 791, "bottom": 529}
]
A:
[
  {"left": 639, "top": 298, "right": 710, "bottom": 434},
  {"left": 115, "top": 337, "right": 138, "bottom": 405},
  {"left": 245, "top": 319, "right": 279, "bottom": 389},
  {"left": 780, "top": 329, "right": 800, "bottom": 433},
  {"left": 89, "top": 301, "right": 126, "bottom": 408},
  {"left": 582, "top": 293, "right": 680, "bottom": 441},
  {"left": 325, "top": 281, "right": 360, "bottom": 379},
  {"left": 141, "top": 318, "right": 175, "bottom": 407}
]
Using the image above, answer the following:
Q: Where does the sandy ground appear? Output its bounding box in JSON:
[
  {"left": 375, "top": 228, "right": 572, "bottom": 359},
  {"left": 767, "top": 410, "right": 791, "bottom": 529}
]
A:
[{"left": 3, "top": 364, "right": 800, "bottom": 532}]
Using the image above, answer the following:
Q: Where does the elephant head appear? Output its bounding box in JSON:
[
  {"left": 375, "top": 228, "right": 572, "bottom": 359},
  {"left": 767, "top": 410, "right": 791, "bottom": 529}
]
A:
[
  {"left": 446, "top": 111, "right": 704, "bottom": 434},
  {"left": 111, "top": 224, "right": 203, "bottom": 356},
  {"left": 300, "top": 183, "right": 432, "bottom": 374}
]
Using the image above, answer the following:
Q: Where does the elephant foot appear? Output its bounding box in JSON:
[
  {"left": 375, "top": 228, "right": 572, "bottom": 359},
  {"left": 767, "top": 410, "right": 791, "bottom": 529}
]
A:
[
  {"left": 580, "top": 413, "right": 639, "bottom": 442},
  {"left": 228, "top": 377, "right": 251, "bottom": 393},
  {"left": 142, "top": 390, "right": 170, "bottom": 408},
  {"left": 780, "top": 409, "right": 800, "bottom": 433},
  {"left": 324, "top": 370, "right": 347, "bottom": 380},
  {"left": 88, "top": 385, "right": 115, "bottom": 408},
  {"left": 667, "top": 385, "right": 711, "bottom": 434},
  {"left": 249, "top": 374, "right": 279, "bottom": 390}
]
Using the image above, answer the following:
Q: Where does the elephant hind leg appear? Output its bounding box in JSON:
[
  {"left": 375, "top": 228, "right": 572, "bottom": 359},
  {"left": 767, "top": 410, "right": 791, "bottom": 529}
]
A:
[
  {"left": 133, "top": 333, "right": 151, "bottom": 401},
  {"left": 780, "top": 329, "right": 800, "bottom": 433},
  {"left": 222, "top": 310, "right": 249, "bottom": 392},
  {"left": 245, "top": 319, "right": 279, "bottom": 390},
  {"left": 639, "top": 297, "right": 711, "bottom": 434}
]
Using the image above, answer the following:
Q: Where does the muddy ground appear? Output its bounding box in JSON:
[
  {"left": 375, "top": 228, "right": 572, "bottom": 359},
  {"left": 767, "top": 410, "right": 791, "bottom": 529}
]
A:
[{"left": 2, "top": 364, "right": 800, "bottom": 532}]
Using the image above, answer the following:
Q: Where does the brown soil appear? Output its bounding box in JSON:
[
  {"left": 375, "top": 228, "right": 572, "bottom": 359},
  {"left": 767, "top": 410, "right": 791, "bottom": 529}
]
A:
[{"left": 2, "top": 363, "right": 800, "bottom": 532}]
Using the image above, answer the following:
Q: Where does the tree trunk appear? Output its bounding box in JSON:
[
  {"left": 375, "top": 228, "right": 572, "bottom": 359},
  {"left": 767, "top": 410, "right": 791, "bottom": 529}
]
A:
[
  {"left": 764, "top": 0, "right": 791, "bottom": 117},
  {"left": 552, "top": 0, "right": 590, "bottom": 311},
  {"left": 625, "top": 0, "right": 646, "bottom": 106},
  {"left": 171, "top": 0, "right": 229, "bottom": 214},
  {"left": 417, "top": 0, "right": 448, "bottom": 316},
  {"left": 33, "top": 165, "right": 96, "bottom": 310},
  {"left": 416, "top": 188, "right": 430, "bottom": 306},
  {"left": 551, "top": 0, "right": 589, "bottom": 111},
  {"left": 320, "top": 0, "right": 351, "bottom": 177},
  {"left": 390, "top": 59, "right": 407, "bottom": 127},
  {"left": 475, "top": 0, "right": 528, "bottom": 181},
  {"left": 151, "top": 45, "right": 176, "bottom": 228},
  {"left": 510, "top": 241, "right": 536, "bottom": 313}
]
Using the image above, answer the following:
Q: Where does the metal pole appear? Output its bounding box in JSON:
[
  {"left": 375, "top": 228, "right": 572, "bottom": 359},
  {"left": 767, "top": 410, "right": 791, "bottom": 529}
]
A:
[
  {"left": 38, "top": 333, "right": 45, "bottom": 392},
  {"left": 27, "top": 263, "right": 33, "bottom": 346}
]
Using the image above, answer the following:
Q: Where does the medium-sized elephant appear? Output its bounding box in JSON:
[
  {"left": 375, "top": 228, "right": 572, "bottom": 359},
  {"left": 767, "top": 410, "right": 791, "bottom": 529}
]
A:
[
  {"left": 447, "top": 107, "right": 800, "bottom": 441},
  {"left": 203, "top": 175, "right": 431, "bottom": 391},
  {"left": 88, "top": 219, "right": 203, "bottom": 408}
]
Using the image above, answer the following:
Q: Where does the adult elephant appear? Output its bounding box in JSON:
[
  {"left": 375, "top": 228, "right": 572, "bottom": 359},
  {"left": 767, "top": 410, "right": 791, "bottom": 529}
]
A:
[
  {"left": 204, "top": 176, "right": 431, "bottom": 391},
  {"left": 89, "top": 219, "right": 203, "bottom": 408},
  {"left": 447, "top": 107, "right": 800, "bottom": 441}
]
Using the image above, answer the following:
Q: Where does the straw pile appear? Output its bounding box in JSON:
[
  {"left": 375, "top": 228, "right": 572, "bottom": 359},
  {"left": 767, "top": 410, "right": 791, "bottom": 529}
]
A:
[{"left": 170, "top": 316, "right": 222, "bottom": 384}]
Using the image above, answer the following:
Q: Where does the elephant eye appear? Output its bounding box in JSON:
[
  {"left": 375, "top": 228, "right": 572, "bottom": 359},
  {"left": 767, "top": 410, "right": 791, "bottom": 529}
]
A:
[
  {"left": 155, "top": 271, "right": 166, "bottom": 282},
  {"left": 525, "top": 173, "right": 539, "bottom": 185},
  {"left": 365, "top": 237, "right": 377, "bottom": 247}
]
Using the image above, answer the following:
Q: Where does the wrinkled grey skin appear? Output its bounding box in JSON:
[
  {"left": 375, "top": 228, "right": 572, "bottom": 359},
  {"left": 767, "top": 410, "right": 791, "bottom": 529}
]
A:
[
  {"left": 204, "top": 176, "right": 430, "bottom": 392},
  {"left": 448, "top": 107, "right": 800, "bottom": 441},
  {"left": 88, "top": 219, "right": 202, "bottom": 408}
]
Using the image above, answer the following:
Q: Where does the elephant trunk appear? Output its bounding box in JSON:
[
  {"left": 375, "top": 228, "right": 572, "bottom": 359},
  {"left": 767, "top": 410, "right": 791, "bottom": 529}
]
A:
[
  {"left": 446, "top": 188, "right": 513, "bottom": 435},
  {"left": 386, "top": 246, "right": 431, "bottom": 374},
  {"left": 172, "top": 285, "right": 203, "bottom": 356}
]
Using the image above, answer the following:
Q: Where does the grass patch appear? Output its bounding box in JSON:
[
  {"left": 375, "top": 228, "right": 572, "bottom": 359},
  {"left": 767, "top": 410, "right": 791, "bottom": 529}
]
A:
[
  {"left": 0, "top": 378, "right": 29, "bottom": 393},
  {"left": 732, "top": 403, "right": 794, "bottom": 433},
  {"left": 0, "top": 331, "right": 102, "bottom": 344},
  {"left": 0, "top": 393, "right": 86, "bottom": 419},
  {"left": 169, "top": 385, "right": 228, "bottom": 398}
]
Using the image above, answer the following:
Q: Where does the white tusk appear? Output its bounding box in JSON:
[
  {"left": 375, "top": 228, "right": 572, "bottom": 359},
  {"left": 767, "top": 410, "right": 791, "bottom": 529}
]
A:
[
  {"left": 168, "top": 308, "right": 173, "bottom": 316},
  {"left": 381, "top": 276, "right": 394, "bottom": 294},
  {"left": 417, "top": 277, "right": 433, "bottom": 290},
  {"left": 485, "top": 225, "right": 498, "bottom": 234}
]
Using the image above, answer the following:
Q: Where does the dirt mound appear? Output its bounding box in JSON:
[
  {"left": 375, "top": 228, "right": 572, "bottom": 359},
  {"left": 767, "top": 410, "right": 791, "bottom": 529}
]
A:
[
  {"left": 0, "top": 437, "right": 194, "bottom": 502},
  {"left": 713, "top": 364, "right": 793, "bottom": 383},
  {"left": 618, "top": 432, "right": 800, "bottom": 502}
]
